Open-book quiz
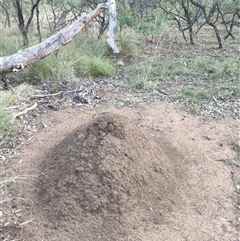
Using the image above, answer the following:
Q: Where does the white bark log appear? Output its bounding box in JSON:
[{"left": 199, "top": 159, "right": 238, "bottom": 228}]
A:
[
  {"left": 106, "top": 0, "right": 120, "bottom": 54},
  {"left": 0, "top": 3, "right": 108, "bottom": 74}
]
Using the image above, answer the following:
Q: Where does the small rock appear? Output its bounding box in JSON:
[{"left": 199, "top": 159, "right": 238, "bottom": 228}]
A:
[{"left": 73, "top": 95, "right": 88, "bottom": 104}]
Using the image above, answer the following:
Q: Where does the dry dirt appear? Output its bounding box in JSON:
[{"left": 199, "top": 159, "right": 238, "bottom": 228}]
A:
[{"left": 2, "top": 99, "right": 239, "bottom": 241}]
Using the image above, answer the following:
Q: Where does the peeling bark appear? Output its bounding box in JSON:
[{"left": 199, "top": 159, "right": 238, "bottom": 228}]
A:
[{"left": 0, "top": 3, "right": 108, "bottom": 74}]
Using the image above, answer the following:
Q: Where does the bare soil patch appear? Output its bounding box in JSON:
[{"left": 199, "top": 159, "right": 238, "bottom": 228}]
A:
[{"left": 3, "top": 100, "right": 239, "bottom": 241}]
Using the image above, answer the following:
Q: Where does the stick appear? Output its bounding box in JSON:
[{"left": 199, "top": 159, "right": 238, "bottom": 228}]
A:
[
  {"left": 29, "top": 89, "right": 84, "bottom": 100},
  {"left": 14, "top": 103, "right": 38, "bottom": 119}
]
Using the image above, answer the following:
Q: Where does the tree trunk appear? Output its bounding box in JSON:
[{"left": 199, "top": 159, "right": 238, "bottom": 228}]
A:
[
  {"left": 0, "top": 3, "right": 108, "bottom": 75},
  {"left": 106, "top": 0, "right": 120, "bottom": 53},
  {"left": 0, "top": 2, "right": 11, "bottom": 27},
  {"left": 209, "top": 23, "right": 222, "bottom": 49},
  {"left": 36, "top": 4, "right": 42, "bottom": 43},
  {"left": 13, "top": 0, "right": 29, "bottom": 46},
  {"left": 189, "top": 25, "right": 194, "bottom": 45}
]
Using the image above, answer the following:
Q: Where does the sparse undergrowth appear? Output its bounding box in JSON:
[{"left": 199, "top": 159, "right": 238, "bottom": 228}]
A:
[
  {"left": 0, "top": 84, "right": 34, "bottom": 147},
  {"left": 117, "top": 54, "right": 239, "bottom": 114}
]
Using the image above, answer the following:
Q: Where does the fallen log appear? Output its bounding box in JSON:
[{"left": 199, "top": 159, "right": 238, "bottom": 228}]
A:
[{"left": 0, "top": 3, "right": 108, "bottom": 74}]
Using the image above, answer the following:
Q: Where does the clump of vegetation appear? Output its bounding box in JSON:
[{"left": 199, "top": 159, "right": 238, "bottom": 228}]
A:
[
  {"left": 25, "top": 34, "right": 116, "bottom": 81},
  {"left": 118, "top": 34, "right": 139, "bottom": 57},
  {"left": 193, "top": 57, "right": 237, "bottom": 80},
  {"left": 0, "top": 84, "right": 34, "bottom": 147},
  {"left": 74, "top": 55, "right": 116, "bottom": 77},
  {"left": 118, "top": 55, "right": 238, "bottom": 102},
  {"left": 0, "top": 94, "right": 18, "bottom": 146},
  {"left": 177, "top": 87, "right": 212, "bottom": 104},
  {"left": 231, "top": 138, "right": 240, "bottom": 152},
  {"left": 72, "top": 34, "right": 109, "bottom": 57},
  {"left": 72, "top": 34, "right": 116, "bottom": 77}
]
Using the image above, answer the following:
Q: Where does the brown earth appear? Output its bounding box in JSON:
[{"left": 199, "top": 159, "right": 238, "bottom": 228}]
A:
[{"left": 3, "top": 100, "right": 239, "bottom": 241}]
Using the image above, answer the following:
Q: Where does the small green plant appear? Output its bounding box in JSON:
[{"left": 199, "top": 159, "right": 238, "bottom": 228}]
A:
[
  {"left": 122, "top": 98, "right": 133, "bottom": 105},
  {"left": 0, "top": 106, "right": 19, "bottom": 147},
  {"left": 231, "top": 138, "right": 240, "bottom": 152},
  {"left": 24, "top": 59, "right": 54, "bottom": 82}
]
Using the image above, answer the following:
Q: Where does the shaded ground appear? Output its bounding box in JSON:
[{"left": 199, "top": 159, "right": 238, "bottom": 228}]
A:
[{"left": 2, "top": 99, "right": 239, "bottom": 241}]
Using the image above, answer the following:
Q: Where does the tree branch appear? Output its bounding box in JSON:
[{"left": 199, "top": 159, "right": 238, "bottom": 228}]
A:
[{"left": 0, "top": 3, "right": 108, "bottom": 74}]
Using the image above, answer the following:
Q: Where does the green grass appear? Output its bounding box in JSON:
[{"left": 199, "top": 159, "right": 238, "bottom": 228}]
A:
[
  {"left": 122, "top": 56, "right": 237, "bottom": 83},
  {"left": 71, "top": 34, "right": 116, "bottom": 77},
  {"left": 0, "top": 84, "right": 34, "bottom": 147},
  {"left": 176, "top": 79, "right": 240, "bottom": 104},
  {"left": 177, "top": 86, "right": 212, "bottom": 104},
  {"left": 2, "top": 32, "right": 116, "bottom": 84},
  {"left": 118, "top": 56, "right": 238, "bottom": 103},
  {"left": 118, "top": 35, "right": 139, "bottom": 57},
  {"left": 72, "top": 34, "right": 109, "bottom": 57},
  {"left": 0, "top": 93, "right": 19, "bottom": 147},
  {"left": 74, "top": 55, "right": 116, "bottom": 77}
]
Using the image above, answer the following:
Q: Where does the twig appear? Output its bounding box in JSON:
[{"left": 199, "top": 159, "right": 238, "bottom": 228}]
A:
[
  {"left": 19, "top": 217, "right": 35, "bottom": 227},
  {"left": 14, "top": 103, "right": 38, "bottom": 119},
  {"left": 29, "top": 89, "right": 84, "bottom": 100},
  {"left": 4, "top": 105, "right": 23, "bottom": 110},
  {"left": 215, "top": 158, "right": 240, "bottom": 167}
]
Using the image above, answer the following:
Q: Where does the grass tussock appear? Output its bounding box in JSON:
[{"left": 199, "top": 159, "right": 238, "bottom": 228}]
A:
[
  {"left": 72, "top": 35, "right": 116, "bottom": 77},
  {"left": 118, "top": 35, "right": 139, "bottom": 57},
  {"left": 74, "top": 55, "right": 116, "bottom": 77},
  {"left": 19, "top": 34, "right": 116, "bottom": 82},
  {"left": 0, "top": 84, "right": 34, "bottom": 147}
]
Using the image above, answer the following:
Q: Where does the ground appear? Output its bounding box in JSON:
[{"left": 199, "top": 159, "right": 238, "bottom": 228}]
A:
[
  {"left": 1, "top": 98, "right": 239, "bottom": 241},
  {"left": 1, "top": 28, "right": 240, "bottom": 240}
]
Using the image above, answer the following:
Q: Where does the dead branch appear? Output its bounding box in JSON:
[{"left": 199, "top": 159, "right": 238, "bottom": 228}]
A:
[
  {"left": 29, "top": 89, "right": 84, "bottom": 100},
  {"left": 0, "top": 3, "right": 108, "bottom": 74},
  {"left": 14, "top": 102, "right": 38, "bottom": 119}
]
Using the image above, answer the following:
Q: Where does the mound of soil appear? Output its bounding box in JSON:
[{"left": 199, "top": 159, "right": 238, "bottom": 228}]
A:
[{"left": 36, "top": 113, "right": 184, "bottom": 240}]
